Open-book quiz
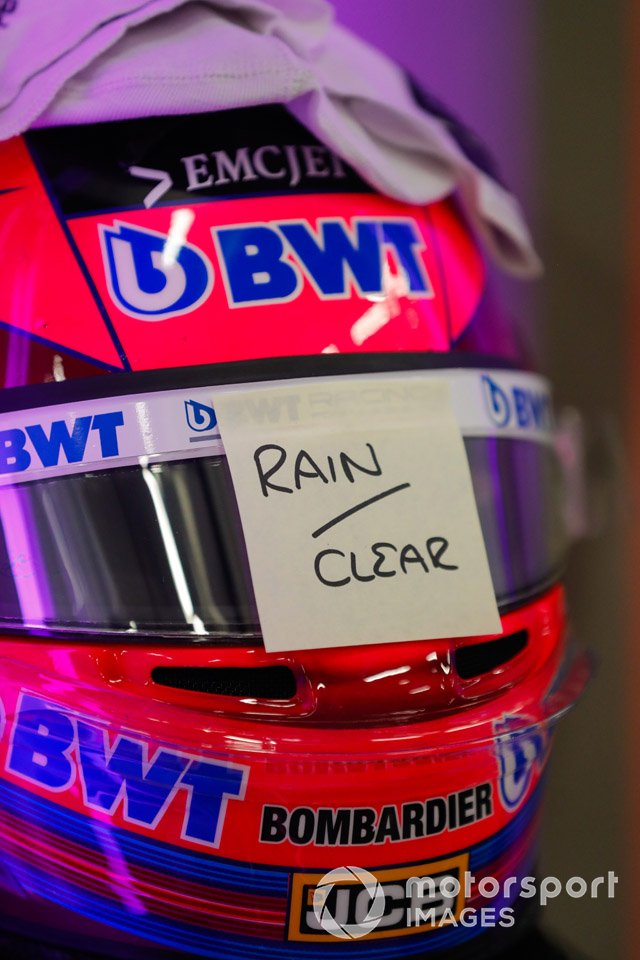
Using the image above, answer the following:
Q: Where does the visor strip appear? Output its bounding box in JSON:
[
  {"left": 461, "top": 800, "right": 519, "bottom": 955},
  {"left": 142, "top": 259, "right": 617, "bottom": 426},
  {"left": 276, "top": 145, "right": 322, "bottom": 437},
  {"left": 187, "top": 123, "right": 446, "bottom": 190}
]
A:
[{"left": 0, "top": 369, "right": 552, "bottom": 486}]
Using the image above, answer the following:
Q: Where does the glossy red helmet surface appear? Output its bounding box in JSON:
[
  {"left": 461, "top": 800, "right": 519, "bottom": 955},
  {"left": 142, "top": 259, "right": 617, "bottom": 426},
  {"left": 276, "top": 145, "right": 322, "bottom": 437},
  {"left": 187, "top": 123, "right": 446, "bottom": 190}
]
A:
[{"left": 0, "top": 104, "right": 587, "bottom": 959}]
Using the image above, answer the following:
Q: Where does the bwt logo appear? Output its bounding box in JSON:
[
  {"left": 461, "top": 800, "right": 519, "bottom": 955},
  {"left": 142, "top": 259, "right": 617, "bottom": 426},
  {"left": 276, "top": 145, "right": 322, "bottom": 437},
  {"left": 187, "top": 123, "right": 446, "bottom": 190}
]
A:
[
  {"left": 481, "top": 375, "right": 552, "bottom": 432},
  {"left": 184, "top": 399, "right": 218, "bottom": 436},
  {"left": 288, "top": 857, "right": 467, "bottom": 942},
  {"left": 493, "top": 715, "right": 548, "bottom": 812},
  {"left": 100, "top": 222, "right": 213, "bottom": 321},
  {"left": 99, "top": 216, "right": 433, "bottom": 320},
  {"left": 6, "top": 693, "right": 248, "bottom": 848},
  {"left": 0, "top": 412, "right": 124, "bottom": 475}
]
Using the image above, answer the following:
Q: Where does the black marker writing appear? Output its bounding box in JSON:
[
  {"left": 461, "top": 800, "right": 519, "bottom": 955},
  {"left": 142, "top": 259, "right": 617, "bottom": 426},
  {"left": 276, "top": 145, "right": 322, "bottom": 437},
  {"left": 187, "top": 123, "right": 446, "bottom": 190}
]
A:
[
  {"left": 254, "top": 441, "right": 382, "bottom": 497},
  {"left": 311, "top": 483, "right": 411, "bottom": 539},
  {"left": 314, "top": 537, "right": 458, "bottom": 587}
]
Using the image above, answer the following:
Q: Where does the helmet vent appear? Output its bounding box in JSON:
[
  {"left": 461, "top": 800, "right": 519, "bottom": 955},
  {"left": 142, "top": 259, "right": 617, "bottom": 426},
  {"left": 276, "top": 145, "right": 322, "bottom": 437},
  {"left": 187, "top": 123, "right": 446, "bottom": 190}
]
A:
[
  {"left": 151, "top": 665, "right": 297, "bottom": 700},
  {"left": 454, "top": 630, "right": 528, "bottom": 680}
]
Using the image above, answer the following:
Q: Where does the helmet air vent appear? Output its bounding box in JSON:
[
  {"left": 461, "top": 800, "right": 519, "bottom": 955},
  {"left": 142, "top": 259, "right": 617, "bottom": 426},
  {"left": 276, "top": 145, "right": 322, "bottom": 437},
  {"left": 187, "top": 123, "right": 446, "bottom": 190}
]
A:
[
  {"left": 151, "top": 665, "right": 297, "bottom": 700},
  {"left": 454, "top": 630, "right": 528, "bottom": 680}
]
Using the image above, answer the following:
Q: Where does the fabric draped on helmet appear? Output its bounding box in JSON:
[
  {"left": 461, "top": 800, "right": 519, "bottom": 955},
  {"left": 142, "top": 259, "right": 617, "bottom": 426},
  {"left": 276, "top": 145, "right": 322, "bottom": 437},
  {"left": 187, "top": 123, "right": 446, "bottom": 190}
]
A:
[{"left": 0, "top": 0, "right": 539, "bottom": 277}]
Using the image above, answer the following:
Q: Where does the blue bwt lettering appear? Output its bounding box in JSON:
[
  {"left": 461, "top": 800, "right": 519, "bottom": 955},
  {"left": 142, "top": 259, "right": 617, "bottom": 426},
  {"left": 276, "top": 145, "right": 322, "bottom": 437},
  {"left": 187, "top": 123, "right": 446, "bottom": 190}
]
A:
[
  {"left": 214, "top": 216, "right": 431, "bottom": 305},
  {"left": 89, "top": 412, "right": 125, "bottom": 457},
  {"left": 0, "top": 429, "right": 31, "bottom": 474},
  {"left": 7, "top": 694, "right": 248, "bottom": 847},
  {"left": 180, "top": 759, "right": 246, "bottom": 846},
  {"left": 77, "top": 723, "right": 191, "bottom": 825},
  {"left": 380, "top": 221, "right": 431, "bottom": 294},
  {"left": 0, "top": 412, "right": 125, "bottom": 475},
  {"left": 513, "top": 388, "right": 550, "bottom": 430},
  {"left": 215, "top": 224, "right": 300, "bottom": 304},
  {"left": 26, "top": 416, "right": 93, "bottom": 468},
  {"left": 279, "top": 220, "right": 382, "bottom": 295},
  {"left": 8, "top": 694, "right": 75, "bottom": 790},
  {"left": 481, "top": 375, "right": 551, "bottom": 433}
]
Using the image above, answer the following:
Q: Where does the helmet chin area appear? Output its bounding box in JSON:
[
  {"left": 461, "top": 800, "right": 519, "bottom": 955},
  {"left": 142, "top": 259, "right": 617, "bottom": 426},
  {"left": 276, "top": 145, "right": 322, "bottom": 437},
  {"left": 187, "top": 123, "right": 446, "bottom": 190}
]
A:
[
  {"left": 0, "top": 613, "right": 588, "bottom": 957},
  {"left": 0, "top": 585, "right": 564, "bottom": 727}
]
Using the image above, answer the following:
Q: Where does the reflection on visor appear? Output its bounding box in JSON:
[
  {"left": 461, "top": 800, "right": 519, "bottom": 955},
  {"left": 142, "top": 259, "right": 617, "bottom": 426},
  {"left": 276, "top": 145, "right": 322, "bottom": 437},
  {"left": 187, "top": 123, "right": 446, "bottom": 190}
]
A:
[{"left": 0, "top": 438, "right": 565, "bottom": 638}]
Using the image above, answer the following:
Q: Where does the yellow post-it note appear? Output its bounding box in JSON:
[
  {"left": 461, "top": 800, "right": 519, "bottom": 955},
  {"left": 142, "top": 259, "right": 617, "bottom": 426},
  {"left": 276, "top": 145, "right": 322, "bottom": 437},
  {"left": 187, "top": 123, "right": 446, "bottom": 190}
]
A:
[{"left": 214, "top": 376, "right": 501, "bottom": 652}]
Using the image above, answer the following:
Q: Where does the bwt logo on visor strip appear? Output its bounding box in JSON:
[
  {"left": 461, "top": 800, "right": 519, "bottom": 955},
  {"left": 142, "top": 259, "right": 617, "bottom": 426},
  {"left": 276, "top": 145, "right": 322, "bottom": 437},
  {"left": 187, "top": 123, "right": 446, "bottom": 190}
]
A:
[
  {"left": 100, "top": 217, "right": 432, "bottom": 320},
  {"left": 184, "top": 399, "right": 219, "bottom": 438},
  {"left": 481, "top": 375, "right": 553, "bottom": 433},
  {"left": 0, "top": 369, "right": 553, "bottom": 485},
  {"left": 0, "top": 413, "right": 124, "bottom": 475}
]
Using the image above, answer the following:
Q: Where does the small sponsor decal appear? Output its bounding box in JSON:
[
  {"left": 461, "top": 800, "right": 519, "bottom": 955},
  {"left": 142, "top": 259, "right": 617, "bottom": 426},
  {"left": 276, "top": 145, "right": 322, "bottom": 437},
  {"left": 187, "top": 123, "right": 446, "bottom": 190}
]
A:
[
  {"left": 288, "top": 855, "right": 468, "bottom": 941},
  {"left": 184, "top": 399, "right": 219, "bottom": 438},
  {"left": 260, "top": 783, "right": 493, "bottom": 846},
  {"left": 481, "top": 374, "right": 553, "bottom": 433},
  {"left": 493, "top": 714, "right": 548, "bottom": 812}
]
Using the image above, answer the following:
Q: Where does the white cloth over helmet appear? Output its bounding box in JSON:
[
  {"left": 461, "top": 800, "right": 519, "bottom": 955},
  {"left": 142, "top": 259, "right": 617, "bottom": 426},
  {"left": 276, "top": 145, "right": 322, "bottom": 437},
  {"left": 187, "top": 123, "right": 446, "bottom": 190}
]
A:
[{"left": 0, "top": 0, "right": 541, "bottom": 276}]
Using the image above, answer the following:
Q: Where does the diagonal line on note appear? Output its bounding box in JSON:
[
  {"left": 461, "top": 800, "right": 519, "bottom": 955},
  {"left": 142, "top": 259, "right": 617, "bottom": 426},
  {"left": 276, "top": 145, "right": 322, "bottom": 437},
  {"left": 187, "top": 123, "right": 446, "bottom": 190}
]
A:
[{"left": 311, "top": 483, "right": 411, "bottom": 539}]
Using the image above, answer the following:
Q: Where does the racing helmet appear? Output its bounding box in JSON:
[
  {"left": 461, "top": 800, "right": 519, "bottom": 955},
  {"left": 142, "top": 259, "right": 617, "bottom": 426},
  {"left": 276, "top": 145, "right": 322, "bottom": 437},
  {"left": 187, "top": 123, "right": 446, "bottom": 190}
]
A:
[{"left": 0, "top": 101, "right": 588, "bottom": 959}]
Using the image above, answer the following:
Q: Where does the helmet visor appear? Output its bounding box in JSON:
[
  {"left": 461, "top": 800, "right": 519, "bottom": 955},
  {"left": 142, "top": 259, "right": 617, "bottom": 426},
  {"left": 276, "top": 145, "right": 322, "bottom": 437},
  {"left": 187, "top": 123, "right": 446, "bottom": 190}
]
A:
[{"left": 0, "top": 357, "right": 564, "bottom": 638}]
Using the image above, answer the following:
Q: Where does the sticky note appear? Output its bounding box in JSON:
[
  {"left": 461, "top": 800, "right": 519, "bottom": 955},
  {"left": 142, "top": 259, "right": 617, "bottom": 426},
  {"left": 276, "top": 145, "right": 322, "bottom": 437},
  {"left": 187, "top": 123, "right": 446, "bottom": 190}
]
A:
[{"left": 214, "top": 376, "right": 501, "bottom": 652}]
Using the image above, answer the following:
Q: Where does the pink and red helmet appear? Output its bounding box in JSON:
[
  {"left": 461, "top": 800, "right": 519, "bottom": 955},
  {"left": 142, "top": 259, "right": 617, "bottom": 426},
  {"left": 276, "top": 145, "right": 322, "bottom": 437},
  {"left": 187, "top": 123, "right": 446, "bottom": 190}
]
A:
[{"left": 0, "top": 103, "right": 587, "bottom": 958}]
